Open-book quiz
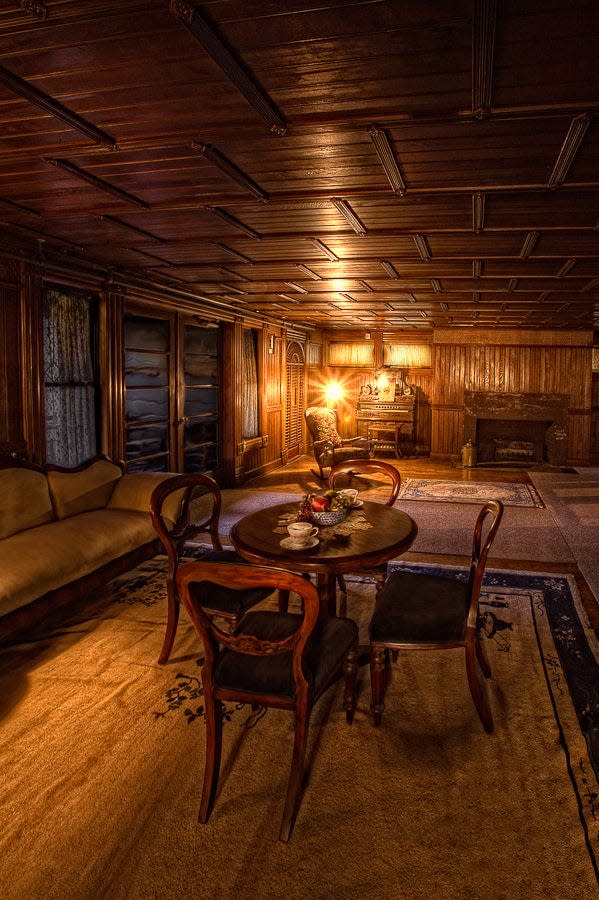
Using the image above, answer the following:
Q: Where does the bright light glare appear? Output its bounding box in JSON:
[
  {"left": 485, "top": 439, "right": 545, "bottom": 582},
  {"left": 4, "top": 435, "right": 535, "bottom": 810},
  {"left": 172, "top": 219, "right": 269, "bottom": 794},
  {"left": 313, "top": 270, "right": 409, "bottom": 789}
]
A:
[{"left": 324, "top": 381, "right": 344, "bottom": 406}]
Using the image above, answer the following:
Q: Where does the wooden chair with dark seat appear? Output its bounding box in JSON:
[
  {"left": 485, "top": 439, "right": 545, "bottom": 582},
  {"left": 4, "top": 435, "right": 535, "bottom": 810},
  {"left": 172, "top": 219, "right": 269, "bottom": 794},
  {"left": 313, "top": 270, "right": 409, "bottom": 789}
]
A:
[
  {"left": 368, "top": 499, "right": 504, "bottom": 732},
  {"left": 150, "top": 473, "right": 274, "bottom": 665},
  {"left": 304, "top": 406, "right": 371, "bottom": 479},
  {"left": 328, "top": 459, "right": 402, "bottom": 604},
  {"left": 176, "top": 560, "right": 359, "bottom": 842}
]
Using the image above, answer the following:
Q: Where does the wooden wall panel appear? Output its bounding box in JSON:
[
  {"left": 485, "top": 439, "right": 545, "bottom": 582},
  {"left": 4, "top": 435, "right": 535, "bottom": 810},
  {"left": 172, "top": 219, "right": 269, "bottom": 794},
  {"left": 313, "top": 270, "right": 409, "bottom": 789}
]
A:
[
  {"left": 568, "top": 413, "right": 591, "bottom": 465},
  {"left": 591, "top": 374, "right": 599, "bottom": 464},
  {"left": 431, "top": 330, "right": 593, "bottom": 463},
  {"left": 431, "top": 406, "right": 463, "bottom": 458},
  {"left": 0, "top": 262, "right": 22, "bottom": 453}
]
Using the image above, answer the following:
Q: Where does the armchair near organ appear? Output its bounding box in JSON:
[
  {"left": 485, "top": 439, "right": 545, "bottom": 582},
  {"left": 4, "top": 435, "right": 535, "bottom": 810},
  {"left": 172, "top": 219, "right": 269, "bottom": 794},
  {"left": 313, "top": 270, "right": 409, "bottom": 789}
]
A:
[{"left": 304, "top": 406, "right": 371, "bottom": 479}]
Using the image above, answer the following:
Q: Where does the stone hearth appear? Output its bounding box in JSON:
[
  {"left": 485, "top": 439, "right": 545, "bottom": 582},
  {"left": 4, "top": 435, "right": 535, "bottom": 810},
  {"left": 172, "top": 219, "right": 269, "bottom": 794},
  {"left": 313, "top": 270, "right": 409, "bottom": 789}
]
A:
[{"left": 463, "top": 391, "right": 569, "bottom": 466}]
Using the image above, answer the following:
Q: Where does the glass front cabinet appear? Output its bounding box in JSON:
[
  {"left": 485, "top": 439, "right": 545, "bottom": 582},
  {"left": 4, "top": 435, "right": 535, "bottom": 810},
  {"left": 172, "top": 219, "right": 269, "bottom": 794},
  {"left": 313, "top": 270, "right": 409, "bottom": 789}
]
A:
[
  {"left": 123, "top": 312, "right": 220, "bottom": 475},
  {"left": 181, "top": 323, "right": 219, "bottom": 473}
]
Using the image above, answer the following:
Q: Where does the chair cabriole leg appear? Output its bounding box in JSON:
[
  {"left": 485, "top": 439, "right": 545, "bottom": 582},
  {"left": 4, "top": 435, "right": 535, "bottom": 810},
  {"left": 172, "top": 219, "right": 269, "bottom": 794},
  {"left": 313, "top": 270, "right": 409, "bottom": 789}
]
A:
[
  {"left": 198, "top": 695, "right": 223, "bottom": 823},
  {"left": 465, "top": 640, "right": 494, "bottom": 734},
  {"left": 279, "top": 705, "right": 310, "bottom": 842},
  {"left": 158, "top": 586, "right": 179, "bottom": 665}
]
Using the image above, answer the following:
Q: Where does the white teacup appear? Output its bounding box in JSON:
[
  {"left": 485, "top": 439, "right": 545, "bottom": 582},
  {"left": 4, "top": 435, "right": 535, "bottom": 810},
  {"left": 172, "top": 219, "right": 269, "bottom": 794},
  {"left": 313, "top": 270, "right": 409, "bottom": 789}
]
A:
[
  {"left": 287, "top": 522, "right": 319, "bottom": 546},
  {"left": 338, "top": 488, "right": 359, "bottom": 506}
]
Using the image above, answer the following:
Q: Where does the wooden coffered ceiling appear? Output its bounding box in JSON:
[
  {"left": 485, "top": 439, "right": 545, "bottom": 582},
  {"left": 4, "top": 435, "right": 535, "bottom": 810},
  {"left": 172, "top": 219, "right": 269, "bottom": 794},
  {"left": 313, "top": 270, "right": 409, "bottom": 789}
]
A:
[{"left": 0, "top": 0, "right": 597, "bottom": 332}]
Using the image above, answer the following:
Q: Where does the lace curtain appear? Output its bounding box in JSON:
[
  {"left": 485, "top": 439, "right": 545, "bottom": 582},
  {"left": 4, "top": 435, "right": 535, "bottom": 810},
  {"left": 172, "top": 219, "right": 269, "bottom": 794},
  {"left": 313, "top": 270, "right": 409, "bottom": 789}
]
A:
[
  {"left": 242, "top": 329, "right": 259, "bottom": 439},
  {"left": 43, "top": 287, "right": 98, "bottom": 467}
]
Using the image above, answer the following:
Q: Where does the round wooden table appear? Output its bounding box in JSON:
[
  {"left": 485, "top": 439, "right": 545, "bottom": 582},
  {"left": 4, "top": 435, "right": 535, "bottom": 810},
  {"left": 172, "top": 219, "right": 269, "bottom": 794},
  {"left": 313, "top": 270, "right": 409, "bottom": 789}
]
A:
[{"left": 230, "top": 500, "right": 418, "bottom": 615}]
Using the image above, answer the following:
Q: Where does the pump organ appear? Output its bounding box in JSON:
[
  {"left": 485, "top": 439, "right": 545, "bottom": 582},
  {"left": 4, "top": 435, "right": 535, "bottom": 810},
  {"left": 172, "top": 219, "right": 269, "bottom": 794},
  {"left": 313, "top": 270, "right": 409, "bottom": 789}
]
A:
[{"left": 355, "top": 371, "right": 416, "bottom": 458}]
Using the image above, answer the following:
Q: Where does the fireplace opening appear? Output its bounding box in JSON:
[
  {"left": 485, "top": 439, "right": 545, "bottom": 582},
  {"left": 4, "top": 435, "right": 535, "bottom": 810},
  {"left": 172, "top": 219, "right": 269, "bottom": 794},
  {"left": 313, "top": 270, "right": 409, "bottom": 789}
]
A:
[
  {"left": 463, "top": 391, "right": 569, "bottom": 468},
  {"left": 476, "top": 418, "right": 552, "bottom": 464}
]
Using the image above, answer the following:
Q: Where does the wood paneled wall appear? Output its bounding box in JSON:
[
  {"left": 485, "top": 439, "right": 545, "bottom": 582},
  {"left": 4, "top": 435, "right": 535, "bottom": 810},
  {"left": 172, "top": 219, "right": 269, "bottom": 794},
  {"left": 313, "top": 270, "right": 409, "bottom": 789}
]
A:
[
  {"left": 431, "top": 329, "right": 593, "bottom": 465},
  {"left": 0, "top": 261, "right": 22, "bottom": 455},
  {"left": 591, "top": 373, "right": 599, "bottom": 465},
  {"left": 0, "top": 255, "right": 303, "bottom": 483},
  {"left": 316, "top": 328, "right": 594, "bottom": 465}
]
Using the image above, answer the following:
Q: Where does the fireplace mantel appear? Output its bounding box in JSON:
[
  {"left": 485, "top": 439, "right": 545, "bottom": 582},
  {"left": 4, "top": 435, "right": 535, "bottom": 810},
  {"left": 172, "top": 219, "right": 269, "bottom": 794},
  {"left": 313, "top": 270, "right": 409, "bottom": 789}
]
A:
[{"left": 463, "top": 391, "right": 569, "bottom": 466}]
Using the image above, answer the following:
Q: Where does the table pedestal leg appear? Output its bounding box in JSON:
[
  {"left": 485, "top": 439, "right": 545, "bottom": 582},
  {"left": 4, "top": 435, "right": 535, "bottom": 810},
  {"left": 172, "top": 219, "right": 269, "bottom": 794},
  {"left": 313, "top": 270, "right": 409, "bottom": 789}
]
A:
[{"left": 317, "top": 571, "right": 338, "bottom": 616}]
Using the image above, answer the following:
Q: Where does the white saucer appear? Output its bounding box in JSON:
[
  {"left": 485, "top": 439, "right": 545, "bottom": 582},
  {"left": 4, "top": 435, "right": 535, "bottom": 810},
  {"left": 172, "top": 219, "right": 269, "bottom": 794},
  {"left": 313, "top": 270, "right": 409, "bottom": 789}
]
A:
[
  {"left": 280, "top": 536, "right": 319, "bottom": 551},
  {"left": 352, "top": 499, "right": 364, "bottom": 508}
]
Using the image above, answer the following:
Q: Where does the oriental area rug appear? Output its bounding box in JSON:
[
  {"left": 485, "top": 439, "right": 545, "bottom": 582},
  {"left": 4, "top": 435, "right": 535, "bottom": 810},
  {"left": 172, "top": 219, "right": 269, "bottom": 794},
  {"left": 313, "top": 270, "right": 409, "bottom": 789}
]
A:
[
  {"left": 0, "top": 558, "right": 597, "bottom": 899},
  {"left": 398, "top": 477, "right": 545, "bottom": 508}
]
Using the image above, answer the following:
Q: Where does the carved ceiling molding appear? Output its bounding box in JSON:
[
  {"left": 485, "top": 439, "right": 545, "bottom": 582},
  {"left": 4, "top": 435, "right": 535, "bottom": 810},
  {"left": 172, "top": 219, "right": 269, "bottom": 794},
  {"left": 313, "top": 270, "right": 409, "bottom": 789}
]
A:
[
  {"left": 472, "top": 0, "right": 497, "bottom": 119},
  {"left": 0, "top": 65, "right": 116, "bottom": 149},
  {"left": 46, "top": 159, "right": 149, "bottom": 209},
  {"left": 98, "top": 215, "right": 165, "bottom": 244},
  {"left": 192, "top": 142, "right": 269, "bottom": 201},
  {"left": 170, "top": 0, "right": 287, "bottom": 136}
]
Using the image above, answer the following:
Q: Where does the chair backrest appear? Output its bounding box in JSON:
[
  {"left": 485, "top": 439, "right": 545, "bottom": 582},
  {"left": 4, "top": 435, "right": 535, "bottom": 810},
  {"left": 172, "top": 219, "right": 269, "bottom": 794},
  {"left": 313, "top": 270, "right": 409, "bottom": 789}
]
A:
[
  {"left": 176, "top": 561, "right": 321, "bottom": 699},
  {"left": 304, "top": 406, "right": 342, "bottom": 446},
  {"left": 328, "top": 459, "right": 401, "bottom": 506},
  {"left": 466, "top": 500, "right": 504, "bottom": 627},
  {"left": 151, "top": 473, "right": 224, "bottom": 573}
]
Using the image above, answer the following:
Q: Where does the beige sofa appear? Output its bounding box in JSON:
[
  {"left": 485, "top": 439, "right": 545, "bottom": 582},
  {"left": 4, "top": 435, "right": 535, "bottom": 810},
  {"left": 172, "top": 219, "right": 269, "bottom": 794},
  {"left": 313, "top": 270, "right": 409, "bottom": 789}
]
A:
[{"left": 0, "top": 455, "right": 179, "bottom": 642}]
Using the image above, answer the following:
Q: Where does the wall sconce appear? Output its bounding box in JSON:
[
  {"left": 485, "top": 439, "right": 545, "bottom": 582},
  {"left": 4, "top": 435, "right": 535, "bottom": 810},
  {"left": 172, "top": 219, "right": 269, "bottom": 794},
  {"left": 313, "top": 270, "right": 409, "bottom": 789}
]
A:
[{"left": 268, "top": 334, "right": 275, "bottom": 354}]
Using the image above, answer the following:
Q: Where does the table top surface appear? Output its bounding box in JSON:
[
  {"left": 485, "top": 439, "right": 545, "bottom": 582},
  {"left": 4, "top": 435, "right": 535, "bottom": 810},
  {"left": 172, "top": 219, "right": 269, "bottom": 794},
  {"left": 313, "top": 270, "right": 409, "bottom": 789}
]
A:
[{"left": 230, "top": 499, "right": 418, "bottom": 575}]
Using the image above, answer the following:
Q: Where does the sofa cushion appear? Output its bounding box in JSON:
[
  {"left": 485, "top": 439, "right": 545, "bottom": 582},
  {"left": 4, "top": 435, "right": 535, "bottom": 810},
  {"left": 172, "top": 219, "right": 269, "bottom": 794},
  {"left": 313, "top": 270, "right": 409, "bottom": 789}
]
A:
[
  {"left": 109, "top": 472, "right": 181, "bottom": 521},
  {"left": 47, "top": 458, "right": 123, "bottom": 519},
  {"left": 0, "top": 467, "right": 54, "bottom": 540},
  {"left": 0, "top": 508, "right": 158, "bottom": 617}
]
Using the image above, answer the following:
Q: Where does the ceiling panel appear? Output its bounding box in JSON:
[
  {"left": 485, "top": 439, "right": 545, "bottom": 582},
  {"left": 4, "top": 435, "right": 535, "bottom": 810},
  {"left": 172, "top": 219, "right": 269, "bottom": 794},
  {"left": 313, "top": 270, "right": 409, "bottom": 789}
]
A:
[{"left": 0, "top": 0, "right": 596, "bottom": 331}]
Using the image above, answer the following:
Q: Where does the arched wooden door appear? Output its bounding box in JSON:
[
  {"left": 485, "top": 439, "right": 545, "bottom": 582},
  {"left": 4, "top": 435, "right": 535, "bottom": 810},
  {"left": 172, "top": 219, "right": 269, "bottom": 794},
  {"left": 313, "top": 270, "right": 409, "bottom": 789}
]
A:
[{"left": 284, "top": 341, "right": 305, "bottom": 463}]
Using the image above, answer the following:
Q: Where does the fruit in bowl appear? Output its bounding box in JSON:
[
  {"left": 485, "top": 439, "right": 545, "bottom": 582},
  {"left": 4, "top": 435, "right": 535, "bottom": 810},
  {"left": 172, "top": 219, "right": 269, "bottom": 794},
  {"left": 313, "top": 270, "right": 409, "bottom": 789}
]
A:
[{"left": 298, "top": 489, "right": 353, "bottom": 526}]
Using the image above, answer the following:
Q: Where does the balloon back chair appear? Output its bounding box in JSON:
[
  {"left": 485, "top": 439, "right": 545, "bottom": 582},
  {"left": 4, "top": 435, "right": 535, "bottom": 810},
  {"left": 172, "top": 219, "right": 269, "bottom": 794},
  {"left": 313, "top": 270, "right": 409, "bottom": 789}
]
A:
[
  {"left": 150, "top": 473, "right": 273, "bottom": 665},
  {"left": 304, "top": 406, "right": 370, "bottom": 479},
  {"left": 176, "top": 560, "right": 359, "bottom": 842},
  {"left": 328, "top": 459, "right": 402, "bottom": 606},
  {"left": 369, "top": 500, "right": 504, "bottom": 732}
]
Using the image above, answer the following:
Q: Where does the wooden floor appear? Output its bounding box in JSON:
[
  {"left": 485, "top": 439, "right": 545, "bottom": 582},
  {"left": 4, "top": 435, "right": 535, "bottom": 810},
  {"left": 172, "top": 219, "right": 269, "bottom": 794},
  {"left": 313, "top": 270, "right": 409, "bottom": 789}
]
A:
[
  {"left": 250, "top": 454, "right": 541, "bottom": 488},
  {"left": 249, "top": 454, "right": 599, "bottom": 634}
]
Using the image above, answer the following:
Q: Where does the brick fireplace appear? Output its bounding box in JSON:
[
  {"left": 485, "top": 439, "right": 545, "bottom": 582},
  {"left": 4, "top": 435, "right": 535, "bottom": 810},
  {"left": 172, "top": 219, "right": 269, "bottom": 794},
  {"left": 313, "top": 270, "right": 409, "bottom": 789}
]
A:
[{"left": 463, "top": 391, "right": 569, "bottom": 466}]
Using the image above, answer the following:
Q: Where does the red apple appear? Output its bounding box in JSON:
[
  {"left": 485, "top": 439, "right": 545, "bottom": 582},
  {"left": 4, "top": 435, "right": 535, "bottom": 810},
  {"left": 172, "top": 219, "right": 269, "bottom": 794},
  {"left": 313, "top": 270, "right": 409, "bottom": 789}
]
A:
[{"left": 311, "top": 495, "right": 330, "bottom": 512}]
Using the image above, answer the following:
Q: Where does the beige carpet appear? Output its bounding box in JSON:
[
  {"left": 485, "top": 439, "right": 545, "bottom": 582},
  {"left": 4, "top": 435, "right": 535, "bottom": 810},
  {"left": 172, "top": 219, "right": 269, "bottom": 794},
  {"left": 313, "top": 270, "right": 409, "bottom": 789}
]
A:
[
  {"left": 219, "top": 486, "right": 576, "bottom": 568},
  {"left": 1, "top": 558, "right": 598, "bottom": 899},
  {"left": 529, "top": 470, "right": 599, "bottom": 600}
]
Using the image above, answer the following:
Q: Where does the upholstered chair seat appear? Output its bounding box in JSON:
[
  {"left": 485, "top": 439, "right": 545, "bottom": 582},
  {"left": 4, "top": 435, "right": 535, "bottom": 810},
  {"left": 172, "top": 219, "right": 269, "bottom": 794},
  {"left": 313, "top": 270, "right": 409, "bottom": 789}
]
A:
[
  {"left": 214, "top": 610, "right": 358, "bottom": 699},
  {"left": 176, "top": 561, "right": 359, "bottom": 841},
  {"left": 370, "top": 572, "right": 469, "bottom": 645},
  {"left": 368, "top": 500, "right": 504, "bottom": 732}
]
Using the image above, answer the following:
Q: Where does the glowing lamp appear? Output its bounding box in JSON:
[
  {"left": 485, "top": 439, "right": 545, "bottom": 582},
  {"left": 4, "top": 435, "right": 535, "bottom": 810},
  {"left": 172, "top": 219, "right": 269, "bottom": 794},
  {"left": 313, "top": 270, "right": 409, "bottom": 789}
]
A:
[{"left": 324, "top": 381, "right": 344, "bottom": 407}]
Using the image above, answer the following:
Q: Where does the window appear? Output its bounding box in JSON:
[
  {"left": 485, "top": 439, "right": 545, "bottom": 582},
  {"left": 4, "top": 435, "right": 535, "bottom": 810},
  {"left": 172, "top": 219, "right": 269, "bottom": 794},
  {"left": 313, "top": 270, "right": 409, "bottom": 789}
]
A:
[
  {"left": 242, "top": 328, "right": 259, "bottom": 439},
  {"left": 43, "top": 286, "right": 99, "bottom": 467}
]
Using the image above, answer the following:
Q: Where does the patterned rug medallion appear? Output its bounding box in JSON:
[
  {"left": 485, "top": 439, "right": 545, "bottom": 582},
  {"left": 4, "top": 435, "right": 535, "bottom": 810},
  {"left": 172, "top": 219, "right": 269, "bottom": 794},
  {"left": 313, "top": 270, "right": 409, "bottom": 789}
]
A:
[
  {"left": 398, "top": 477, "right": 545, "bottom": 507},
  {"left": 1, "top": 558, "right": 597, "bottom": 898}
]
